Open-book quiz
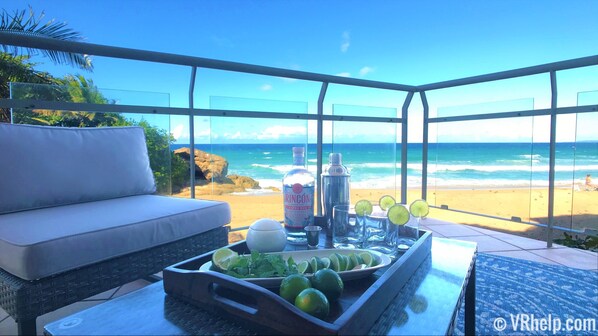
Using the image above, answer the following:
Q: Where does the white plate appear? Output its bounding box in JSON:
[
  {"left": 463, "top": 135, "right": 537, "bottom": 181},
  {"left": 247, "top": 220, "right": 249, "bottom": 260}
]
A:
[{"left": 199, "top": 248, "right": 391, "bottom": 288}]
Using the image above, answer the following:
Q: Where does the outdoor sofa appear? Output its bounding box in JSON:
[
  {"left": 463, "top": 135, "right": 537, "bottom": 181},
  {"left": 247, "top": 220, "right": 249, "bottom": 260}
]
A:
[{"left": 0, "top": 123, "right": 231, "bottom": 335}]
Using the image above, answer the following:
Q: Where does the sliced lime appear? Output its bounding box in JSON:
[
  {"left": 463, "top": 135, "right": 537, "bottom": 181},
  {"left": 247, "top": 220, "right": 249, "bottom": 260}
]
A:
[
  {"left": 334, "top": 253, "right": 348, "bottom": 272},
  {"left": 329, "top": 254, "right": 341, "bottom": 272},
  {"left": 212, "top": 248, "right": 238, "bottom": 271},
  {"left": 409, "top": 199, "right": 430, "bottom": 218},
  {"left": 388, "top": 204, "right": 410, "bottom": 226},
  {"left": 297, "top": 260, "right": 312, "bottom": 274},
  {"left": 352, "top": 264, "right": 367, "bottom": 270},
  {"left": 310, "top": 256, "right": 324, "bottom": 273},
  {"left": 355, "top": 199, "right": 373, "bottom": 216},
  {"left": 340, "top": 254, "right": 351, "bottom": 271},
  {"left": 379, "top": 195, "right": 396, "bottom": 211},
  {"left": 358, "top": 252, "right": 375, "bottom": 267},
  {"left": 349, "top": 253, "right": 363, "bottom": 268},
  {"left": 320, "top": 257, "right": 331, "bottom": 269}
]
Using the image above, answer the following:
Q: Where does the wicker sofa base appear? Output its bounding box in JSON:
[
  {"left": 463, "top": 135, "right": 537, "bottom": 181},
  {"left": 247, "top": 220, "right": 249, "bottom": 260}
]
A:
[{"left": 0, "top": 225, "right": 228, "bottom": 335}]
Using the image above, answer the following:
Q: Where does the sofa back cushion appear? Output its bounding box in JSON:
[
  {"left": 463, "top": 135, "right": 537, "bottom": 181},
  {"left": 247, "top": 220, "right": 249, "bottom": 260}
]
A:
[{"left": 0, "top": 124, "right": 156, "bottom": 214}]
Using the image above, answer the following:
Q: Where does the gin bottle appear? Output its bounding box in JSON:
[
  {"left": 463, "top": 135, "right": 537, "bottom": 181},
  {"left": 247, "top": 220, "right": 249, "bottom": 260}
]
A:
[{"left": 283, "top": 146, "right": 315, "bottom": 244}]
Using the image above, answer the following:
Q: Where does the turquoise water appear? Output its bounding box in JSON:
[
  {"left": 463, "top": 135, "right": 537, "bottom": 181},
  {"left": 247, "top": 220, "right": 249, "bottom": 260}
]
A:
[{"left": 171, "top": 142, "right": 598, "bottom": 190}]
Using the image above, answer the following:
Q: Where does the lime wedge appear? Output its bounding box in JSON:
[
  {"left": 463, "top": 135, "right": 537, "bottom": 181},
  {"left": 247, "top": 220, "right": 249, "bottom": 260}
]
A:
[
  {"left": 409, "top": 199, "right": 429, "bottom": 218},
  {"left": 333, "top": 253, "right": 348, "bottom": 272},
  {"left": 310, "top": 256, "right": 324, "bottom": 272},
  {"left": 379, "top": 195, "right": 396, "bottom": 211},
  {"left": 212, "top": 248, "right": 238, "bottom": 271},
  {"left": 349, "top": 253, "right": 363, "bottom": 268},
  {"left": 355, "top": 199, "right": 373, "bottom": 216},
  {"left": 297, "top": 260, "right": 312, "bottom": 274},
  {"left": 329, "top": 254, "right": 341, "bottom": 272},
  {"left": 320, "top": 257, "right": 331, "bottom": 269},
  {"left": 358, "top": 252, "right": 375, "bottom": 267},
  {"left": 341, "top": 254, "right": 351, "bottom": 271},
  {"left": 388, "top": 204, "right": 410, "bottom": 226}
]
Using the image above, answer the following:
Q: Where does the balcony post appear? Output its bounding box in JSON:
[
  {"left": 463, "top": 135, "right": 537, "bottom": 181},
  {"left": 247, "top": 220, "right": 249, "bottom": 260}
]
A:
[
  {"left": 420, "top": 91, "right": 429, "bottom": 200},
  {"left": 188, "top": 66, "right": 197, "bottom": 198},
  {"left": 547, "top": 71, "right": 557, "bottom": 247},
  {"left": 401, "top": 92, "right": 414, "bottom": 204},
  {"left": 316, "top": 82, "right": 329, "bottom": 216}
]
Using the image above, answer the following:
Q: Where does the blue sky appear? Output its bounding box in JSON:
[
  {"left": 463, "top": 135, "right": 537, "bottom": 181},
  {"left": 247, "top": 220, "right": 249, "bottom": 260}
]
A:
[{"left": 4, "top": 0, "right": 598, "bottom": 143}]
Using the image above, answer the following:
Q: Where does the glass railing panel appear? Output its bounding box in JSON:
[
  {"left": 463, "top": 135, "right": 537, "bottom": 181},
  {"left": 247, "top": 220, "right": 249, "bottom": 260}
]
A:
[
  {"left": 430, "top": 115, "right": 537, "bottom": 225},
  {"left": 331, "top": 104, "right": 398, "bottom": 203},
  {"left": 426, "top": 74, "right": 549, "bottom": 118},
  {"left": 9, "top": 82, "right": 177, "bottom": 196},
  {"left": 571, "top": 91, "right": 598, "bottom": 236},
  {"left": 183, "top": 97, "right": 310, "bottom": 240},
  {"left": 436, "top": 98, "right": 534, "bottom": 118},
  {"left": 324, "top": 84, "right": 409, "bottom": 117}
]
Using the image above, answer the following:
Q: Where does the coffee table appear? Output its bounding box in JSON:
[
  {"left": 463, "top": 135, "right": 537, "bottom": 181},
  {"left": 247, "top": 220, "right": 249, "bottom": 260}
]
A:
[{"left": 45, "top": 237, "right": 476, "bottom": 335}]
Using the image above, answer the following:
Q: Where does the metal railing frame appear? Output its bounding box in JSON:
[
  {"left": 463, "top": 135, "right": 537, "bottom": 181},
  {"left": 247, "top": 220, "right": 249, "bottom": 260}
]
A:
[{"left": 1, "top": 33, "right": 597, "bottom": 244}]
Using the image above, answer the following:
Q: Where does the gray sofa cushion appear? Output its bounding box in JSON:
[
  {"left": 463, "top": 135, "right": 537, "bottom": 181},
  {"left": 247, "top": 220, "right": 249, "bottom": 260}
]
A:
[
  {"left": 0, "top": 195, "right": 231, "bottom": 280},
  {"left": 0, "top": 124, "right": 156, "bottom": 214}
]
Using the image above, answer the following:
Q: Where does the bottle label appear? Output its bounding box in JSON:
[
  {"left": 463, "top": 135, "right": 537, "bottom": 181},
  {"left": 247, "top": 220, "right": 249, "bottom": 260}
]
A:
[{"left": 283, "top": 183, "right": 314, "bottom": 229}]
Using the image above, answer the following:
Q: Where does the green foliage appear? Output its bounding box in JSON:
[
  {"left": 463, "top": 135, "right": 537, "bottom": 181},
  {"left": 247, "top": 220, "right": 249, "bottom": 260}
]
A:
[
  {"left": 126, "top": 119, "right": 189, "bottom": 194},
  {"left": 554, "top": 232, "right": 598, "bottom": 252},
  {"left": 0, "top": 7, "right": 93, "bottom": 70}
]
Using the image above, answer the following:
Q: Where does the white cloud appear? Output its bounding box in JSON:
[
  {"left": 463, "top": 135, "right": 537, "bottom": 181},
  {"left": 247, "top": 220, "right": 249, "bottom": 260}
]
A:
[
  {"left": 359, "top": 66, "right": 374, "bottom": 76},
  {"left": 171, "top": 124, "right": 185, "bottom": 140},
  {"left": 257, "top": 125, "right": 306, "bottom": 140},
  {"left": 224, "top": 131, "right": 242, "bottom": 139},
  {"left": 260, "top": 84, "right": 273, "bottom": 91},
  {"left": 336, "top": 72, "right": 351, "bottom": 77},
  {"left": 340, "top": 31, "right": 350, "bottom": 53}
]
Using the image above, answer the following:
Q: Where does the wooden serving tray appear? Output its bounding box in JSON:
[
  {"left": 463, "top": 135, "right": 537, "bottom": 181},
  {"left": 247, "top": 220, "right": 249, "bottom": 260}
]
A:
[{"left": 163, "top": 230, "right": 432, "bottom": 335}]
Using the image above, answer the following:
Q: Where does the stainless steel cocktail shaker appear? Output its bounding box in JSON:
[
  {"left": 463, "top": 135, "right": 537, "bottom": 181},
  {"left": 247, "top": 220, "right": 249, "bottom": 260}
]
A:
[{"left": 321, "top": 153, "right": 350, "bottom": 236}]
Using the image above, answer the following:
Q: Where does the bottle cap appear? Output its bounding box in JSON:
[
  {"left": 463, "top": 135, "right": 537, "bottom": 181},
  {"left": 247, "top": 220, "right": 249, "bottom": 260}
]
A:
[{"left": 329, "top": 153, "right": 342, "bottom": 165}]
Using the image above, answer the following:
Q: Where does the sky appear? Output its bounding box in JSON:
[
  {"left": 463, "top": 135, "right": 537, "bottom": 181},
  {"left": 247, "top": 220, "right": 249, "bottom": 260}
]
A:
[{"left": 3, "top": 0, "right": 598, "bottom": 144}]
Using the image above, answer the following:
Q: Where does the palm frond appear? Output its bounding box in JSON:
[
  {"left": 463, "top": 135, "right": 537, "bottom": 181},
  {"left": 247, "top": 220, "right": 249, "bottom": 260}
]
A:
[{"left": 0, "top": 7, "right": 93, "bottom": 71}]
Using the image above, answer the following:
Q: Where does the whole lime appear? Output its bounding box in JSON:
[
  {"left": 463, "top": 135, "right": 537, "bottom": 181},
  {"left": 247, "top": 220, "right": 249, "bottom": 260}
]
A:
[
  {"left": 279, "top": 274, "right": 311, "bottom": 303},
  {"left": 294, "top": 288, "right": 330, "bottom": 318},
  {"left": 311, "top": 268, "right": 344, "bottom": 301}
]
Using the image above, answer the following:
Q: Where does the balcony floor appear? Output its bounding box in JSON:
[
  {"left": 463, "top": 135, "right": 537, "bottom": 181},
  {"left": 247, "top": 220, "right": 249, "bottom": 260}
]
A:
[{"left": 1, "top": 220, "right": 596, "bottom": 335}]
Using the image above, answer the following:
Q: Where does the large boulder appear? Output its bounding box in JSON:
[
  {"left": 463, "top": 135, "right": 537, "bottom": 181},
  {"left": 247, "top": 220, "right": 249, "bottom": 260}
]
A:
[
  {"left": 228, "top": 174, "right": 261, "bottom": 189},
  {"left": 174, "top": 147, "right": 228, "bottom": 182}
]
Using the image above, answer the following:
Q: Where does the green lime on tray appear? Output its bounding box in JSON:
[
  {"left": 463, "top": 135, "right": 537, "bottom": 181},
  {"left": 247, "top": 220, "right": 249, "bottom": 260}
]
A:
[
  {"left": 294, "top": 288, "right": 330, "bottom": 318},
  {"left": 355, "top": 199, "right": 373, "bottom": 216},
  {"left": 387, "top": 204, "right": 410, "bottom": 226},
  {"left": 280, "top": 274, "right": 312, "bottom": 303},
  {"left": 379, "top": 195, "right": 396, "bottom": 211},
  {"left": 311, "top": 268, "right": 344, "bottom": 302},
  {"left": 409, "top": 199, "right": 429, "bottom": 218}
]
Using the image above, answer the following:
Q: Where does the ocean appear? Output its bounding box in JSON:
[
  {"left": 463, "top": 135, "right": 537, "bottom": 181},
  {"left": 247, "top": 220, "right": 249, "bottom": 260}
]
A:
[{"left": 171, "top": 142, "right": 598, "bottom": 191}]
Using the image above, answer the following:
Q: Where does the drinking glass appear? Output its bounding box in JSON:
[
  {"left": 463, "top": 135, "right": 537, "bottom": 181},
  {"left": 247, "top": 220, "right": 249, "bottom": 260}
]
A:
[
  {"left": 332, "top": 205, "right": 364, "bottom": 249},
  {"left": 396, "top": 205, "right": 418, "bottom": 250},
  {"left": 363, "top": 206, "right": 397, "bottom": 255}
]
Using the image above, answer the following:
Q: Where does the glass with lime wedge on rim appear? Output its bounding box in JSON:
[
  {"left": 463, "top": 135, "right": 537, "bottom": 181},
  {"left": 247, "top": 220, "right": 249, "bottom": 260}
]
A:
[
  {"left": 387, "top": 204, "right": 415, "bottom": 251},
  {"left": 361, "top": 196, "right": 399, "bottom": 257}
]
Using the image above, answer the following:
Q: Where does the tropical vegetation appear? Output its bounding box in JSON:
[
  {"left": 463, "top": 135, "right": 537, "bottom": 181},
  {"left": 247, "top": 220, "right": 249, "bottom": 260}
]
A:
[{"left": 0, "top": 7, "right": 188, "bottom": 194}]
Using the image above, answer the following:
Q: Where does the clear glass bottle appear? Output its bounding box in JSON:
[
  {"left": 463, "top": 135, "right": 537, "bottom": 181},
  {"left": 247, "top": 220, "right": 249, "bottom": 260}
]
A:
[{"left": 283, "top": 146, "right": 315, "bottom": 244}]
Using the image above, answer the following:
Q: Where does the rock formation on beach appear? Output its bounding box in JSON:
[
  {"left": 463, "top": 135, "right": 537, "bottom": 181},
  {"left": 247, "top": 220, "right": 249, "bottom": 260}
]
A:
[
  {"left": 173, "top": 147, "right": 262, "bottom": 195},
  {"left": 173, "top": 148, "right": 228, "bottom": 182}
]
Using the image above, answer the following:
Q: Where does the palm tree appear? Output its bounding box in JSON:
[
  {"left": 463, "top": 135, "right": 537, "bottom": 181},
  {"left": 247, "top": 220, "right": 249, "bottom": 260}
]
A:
[{"left": 0, "top": 7, "right": 92, "bottom": 71}]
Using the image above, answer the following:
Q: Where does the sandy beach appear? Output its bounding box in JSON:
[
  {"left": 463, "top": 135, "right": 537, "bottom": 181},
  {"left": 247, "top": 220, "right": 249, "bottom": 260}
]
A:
[{"left": 178, "top": 187, "right": 597, "bottom": 242}]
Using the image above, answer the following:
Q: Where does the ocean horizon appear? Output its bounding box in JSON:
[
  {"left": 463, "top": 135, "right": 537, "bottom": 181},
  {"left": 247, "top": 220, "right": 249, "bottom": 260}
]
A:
[{"left": 171, "top": 142, "right": 598, "bottom": 191}]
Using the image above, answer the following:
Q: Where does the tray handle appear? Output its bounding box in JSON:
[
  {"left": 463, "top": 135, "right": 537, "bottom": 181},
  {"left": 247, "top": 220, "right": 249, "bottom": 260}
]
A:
[{"left": 189, "top": 271, "right": 336, "bottom": 335}]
